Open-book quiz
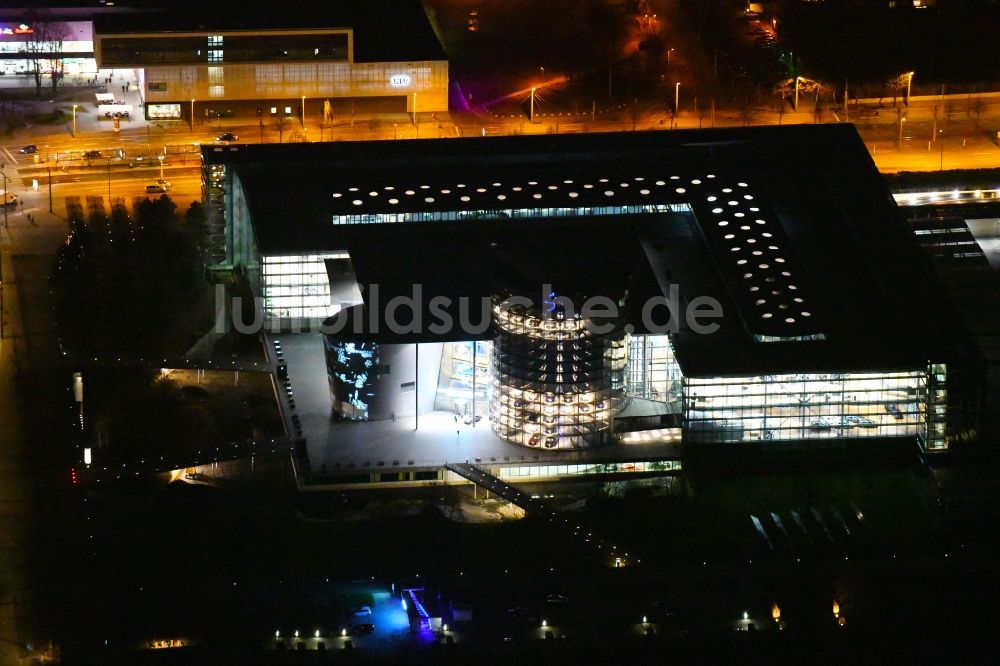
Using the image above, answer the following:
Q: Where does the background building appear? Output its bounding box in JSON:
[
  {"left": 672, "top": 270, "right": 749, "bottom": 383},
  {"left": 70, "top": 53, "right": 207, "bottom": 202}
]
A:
[{"left": 93, "top": 0, "right": 448, "bottom": 122}]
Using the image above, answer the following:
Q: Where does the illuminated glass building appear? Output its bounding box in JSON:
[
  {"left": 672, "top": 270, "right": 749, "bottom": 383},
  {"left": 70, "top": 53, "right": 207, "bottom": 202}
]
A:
[{"left": 202, "top": 125, "right": 986, "bottom": 456}]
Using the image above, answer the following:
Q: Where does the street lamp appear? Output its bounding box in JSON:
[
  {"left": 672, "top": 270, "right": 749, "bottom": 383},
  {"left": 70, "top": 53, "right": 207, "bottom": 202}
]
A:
[
  {"left": 157, "top": 154, "right": 165, "bottom": 180},
  {"left": 906, "top": 71, "right": 915, "bottom": 106},
  {"left": 897, "top": 115, "right": 906, "bottom": 149},
  {"left": 72, "top": 104, "right": 78, "bottom": 138},
  {"left": 939, "top": 129, "right": 945, "bottom": 170},
  {"left": 667, "top": 48, "right": 674, "bottom": 65},
  {"left": 301, "top": 95, "right": 306, "bottom": 129},
  {"left": 190, "top": 99, "right": 195, "bottom": 130},
  {"left": 530, "top": 87, "right": 536, "bottom": 122},
  {"left": 674, "top": 82, "right": 681, "bottom": 115},
  {"left": 1, "top": 166, "right": 7, "bottom": 230},
  {"left": 794, "top": 76, "right": 804, "bottom": 111}
]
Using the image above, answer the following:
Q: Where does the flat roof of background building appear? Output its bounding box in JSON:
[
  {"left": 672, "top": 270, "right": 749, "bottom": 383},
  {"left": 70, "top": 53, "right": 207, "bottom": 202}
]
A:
[
  {"left": 204, "top": 125, "right": 979, "bottom": 377},
  {"left": 93, "top": 0, "right": 446, "bottom": 62}
]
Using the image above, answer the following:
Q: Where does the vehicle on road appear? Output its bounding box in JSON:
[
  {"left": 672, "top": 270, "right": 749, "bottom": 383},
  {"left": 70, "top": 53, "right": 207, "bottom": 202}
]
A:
[
  {"left": 156, "top": 179, "right": 172, "bottom": 190},
  {"left": 84, "top": 150, "right": 103, "bottom": 160},
  {"left": 462, "top": 413, "right": 482, "bottom": 425},
  {"left": 216, "top": 132, "right": 238, "bottom": 142},
  {"left": 349, "top": 623, "right": 374, "bottom": 636},
  {"left": 145, "top": 184, "right": 167, "bottom": 194},
  {"left": 20, "top": 144, "right": 37, "bottom": 154},
  {"left": 2, "top": 192, "right": 17, "bottom": 206}
]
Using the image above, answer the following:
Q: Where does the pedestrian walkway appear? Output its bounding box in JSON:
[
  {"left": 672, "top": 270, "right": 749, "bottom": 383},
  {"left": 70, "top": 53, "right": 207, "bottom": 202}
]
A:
[{"left": 445, "top": 462, "right": 545, "bottom": 515}]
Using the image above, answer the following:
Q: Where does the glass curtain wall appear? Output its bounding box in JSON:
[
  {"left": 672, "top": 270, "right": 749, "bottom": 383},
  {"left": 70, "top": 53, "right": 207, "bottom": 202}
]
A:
[
  {"left": 628, "top": 334, "right": 683, "bottom": 402},
  {"left": 261, "top": 253, "right": 346, "bottom": 320},
  {"left": 684, "top": 370, "right": 930, "bottom": 443},
  {"left": 434, "top": 341, "right": 491, "bottom": 419}
]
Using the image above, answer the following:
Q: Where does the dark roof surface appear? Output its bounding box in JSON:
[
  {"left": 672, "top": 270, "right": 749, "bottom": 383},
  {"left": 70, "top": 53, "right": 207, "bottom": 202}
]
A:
[
  {"left": 204, "top": 125, "right": 975, "bottom": 377},
  {"left": 93, "top": 0, "right": 446, "bottom": 62}
]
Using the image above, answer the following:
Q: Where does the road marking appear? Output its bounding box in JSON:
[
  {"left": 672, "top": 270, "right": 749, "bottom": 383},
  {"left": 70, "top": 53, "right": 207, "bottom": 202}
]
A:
[{"left": 0, "top": 147, "right": 15, "bottom": 164}]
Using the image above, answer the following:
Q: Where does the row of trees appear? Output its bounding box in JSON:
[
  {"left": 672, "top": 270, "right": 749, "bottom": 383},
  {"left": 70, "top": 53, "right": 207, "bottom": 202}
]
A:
[{"left": 53, "top": 196, "right": 209, "bottom": 359}]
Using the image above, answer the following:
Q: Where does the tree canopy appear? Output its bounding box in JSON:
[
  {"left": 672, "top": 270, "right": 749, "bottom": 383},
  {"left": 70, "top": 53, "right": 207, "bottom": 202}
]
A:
[{"left": 53, "top": 196, "right": 209, "bottom": 359}]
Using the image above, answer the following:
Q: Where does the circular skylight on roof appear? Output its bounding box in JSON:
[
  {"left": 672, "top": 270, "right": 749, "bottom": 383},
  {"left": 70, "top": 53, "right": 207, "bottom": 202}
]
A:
[
  {"left": 712, "top": 208, "right": 723, "bottom": 214},
  {"left": 548, "top": 185, "right": 558, "bottom": 190},
  {"left": 333, "top": 193, "right": 342, "bottom": 198},
  {"left": 460, "top": 195, "right": 470, "bottom": 202},
  {"left": 497, "top": 194, "right": 507, "bottom": 200},
  {"left": 352, "top": 199, "right": 363, "bottom": 205},
  {"left": 349, "top": 187, "right": 358, "bottom": 192},
  {"left": 691, "top": 179, "right": 702, "bottom": 185},
  {"left": 744, "top": 195, "right": 753, "bottom": 200},
  {"left": 569, "top": 192, "right": 579, "bottom": 198},
  {"left": 802, "top": 311, "right": 812, "bottom": 317},
  {"left": 533, "top": 193, "right": 543, "bottom": 199},
  {"left": 457, "top": 183, "right": 466, "bottom": 188},
  {"left": 749, "top": 286, "right": 760, "bottom": 292},
  {"left": 741, "top": 225, "right": 750, "bottom": 231},
  {"left": 718, "top": 221, "right": 729, "bottom": 227},
  {"left": 762, "top": 313, "right": 773, "bottom": 319},
  {"left": 670, "top": 176, "right": 680, "bottom": 180},
  {"left": 756, "top": 219, "right": 766, "bottom": 225},
  {"left": 424, "top": 197, "right": 435, "bottom": 203},
  {"left": 405, "top": 190, "right": 415, "bottom": 195},
  {"left": 635, "top": 177, "right": 645, "bottom": 181},
  {"left": 788, "top": 284, "right": 797, "bottom": 290},
  {"left": 528, "top": 181, "right": 538, "bottom": 186},
  {"left": 749, "top": 207, "right": 760, "bottom": 212},
  {"left": 441, "top": 189, "right": 451, "bottom": 194},
  {"left": 564, "top": 179, "right": 574, "bottom": 184},
  {"left": 724, "top": 233, "right": 735, "bottom": 239},
  {"left": 707, "top": 174, "right": 716, "bottom": 179},
  {"left": 640, "top": 189, "right": 650, "bottom": 195},
  {"left": 759, "top": 263, "right": 769, "bottom": 269},
  {"left": 420, "top": 185, "right": 430, "bottom": 189},
  {"left": 385, "top": 186, "right": 395, "bottom": 191},
  {"left": 747, "top": 238, "right": 756, "bottom": 244},
  {"left": 655, "top": 180, "right": 666, "bottom": 186},
  {"left": 583, "top": 184, "right": 594, "bottom": 189},
  {"left": 492, "top": 182, "right": 501, "bottom": 187},
  {"left": 476, "top": 188, "right": 486, "bottom": 193},
  {"left": 734, "top": 212, "right": 745, "bottom": 218},
  {"left": 755, "top": 298, "right": 765, "bottom": 305},
  {"left": 512, "top": 186, "right": 523, "bottom": 192},
  {"left": 785, "top": 317, "right": 795, "bottom": 324},
  {"left": 738, "top": 182, "right": 748, "bottom": 187},
  {"left": 775, "top": 257, "right": 785, "bottom": 263},
  {"left": 620, "top": 183, "right": 629, "bottom": 188},
  {"left": 604, "top": 190, "right": 615, "bottom": 196},
  {"left": 707, "top": 196, "right": 717, "bottom": 202},
  {"left": 369, "top": 191, "right": 378, "bottom": 196},
  {"left": 728, "top": 200, "right": 738, "bottom": 206},
  {"left": 676, "top": 188, "right": 686, "bottom": 194},
  {"left": 737, "top": 259, "right": 747, "bottom": 265},
  {"left": 599, "top": 178, "right": 609, "bottom": 183},
  {"left": 722, "top": 188, "right": 732, "bottom": 193},
  {"left": 730, "top": 246, "right": 741, "bottom": 252},
  {"left": 762, "top": 232, "right": 773, "bottom": 238},
  {"left": 389, "top": 198, "right": 399, "bottom": 204}
]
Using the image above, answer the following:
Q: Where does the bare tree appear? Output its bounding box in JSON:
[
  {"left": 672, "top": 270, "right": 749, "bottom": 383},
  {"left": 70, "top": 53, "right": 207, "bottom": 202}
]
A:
[{"left": 19, "top": 16, "right": 68, "bottom": 97}]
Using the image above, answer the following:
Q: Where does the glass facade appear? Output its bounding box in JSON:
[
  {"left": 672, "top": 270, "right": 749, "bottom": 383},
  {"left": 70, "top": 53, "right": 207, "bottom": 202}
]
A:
[
  {"left": 490, "top": 298, "right": 629, "bottom": 450},
  {"left": 434, "top": 341, "right": 490, "bottom": 417},
  {"left": 262, "top": 253, "right": 346, "bottom": 320},
  {"left": 496, "top": 459, "right": 681, "bottom": 479},
  {"left": 331, "top": 204, "right": 691, "bottom": 226},
  {"left": 100, "top": 32, "right": 349, "bottom": 66},
  {"left": 628, "top": 334, "right": 683, "bottom": 402},
  {"left": 683, "top": 370, "right": 938, "bottom": 444}
]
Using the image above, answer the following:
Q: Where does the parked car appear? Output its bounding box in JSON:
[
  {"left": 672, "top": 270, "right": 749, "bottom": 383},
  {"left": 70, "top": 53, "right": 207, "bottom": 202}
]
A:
[
  {"left": 349, "top": 623, "right": 374, "bottom": 636},
  {"left": 528, "top": 434, "right": 541, "bottom": 447},
  {"left": 885, "top": 404, "right": 904, "bottom": 420},
  {"left": 543, "top": 436, "right": 557, "bottom": 448},
  {"left": 19, "top": 144, "right": 37, "bottom": 154},
  {"left": 809, "top": 419, "right": 833, "bottom": 430},
  {"left": 841, "top": 415, "right": 877, "bottom": 428},
  {"left": 462, "top": 413, "right": 482, "bottom": 425}
]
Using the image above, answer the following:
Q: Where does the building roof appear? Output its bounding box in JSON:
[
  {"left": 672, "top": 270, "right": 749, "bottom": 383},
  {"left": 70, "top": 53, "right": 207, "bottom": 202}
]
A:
[
  {"left": 204, "top": 125, "right": 977, "bottom": 377},
  {"left": 92, "top": 0, "right": 446, "bottom": 63}
]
